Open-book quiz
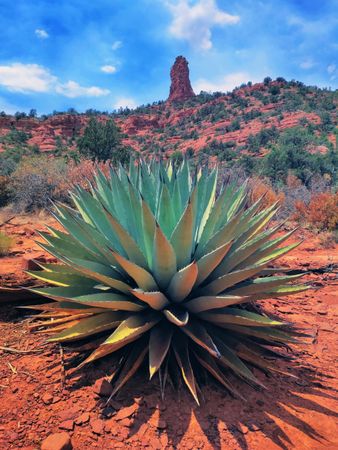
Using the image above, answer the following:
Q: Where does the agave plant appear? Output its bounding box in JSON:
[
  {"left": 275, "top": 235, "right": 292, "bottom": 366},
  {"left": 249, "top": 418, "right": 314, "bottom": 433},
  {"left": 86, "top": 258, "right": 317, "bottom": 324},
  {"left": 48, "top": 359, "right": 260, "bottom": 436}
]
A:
[{"left": 27, "top": 160, "right": 307, "bottom": 403}]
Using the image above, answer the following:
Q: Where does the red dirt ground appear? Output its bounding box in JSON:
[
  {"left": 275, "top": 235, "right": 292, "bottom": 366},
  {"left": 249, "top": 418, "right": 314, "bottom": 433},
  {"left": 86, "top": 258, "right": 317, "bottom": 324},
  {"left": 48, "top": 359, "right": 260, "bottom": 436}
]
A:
[{"left": 0, "top": 216, "right": 337, "bottom": 449}]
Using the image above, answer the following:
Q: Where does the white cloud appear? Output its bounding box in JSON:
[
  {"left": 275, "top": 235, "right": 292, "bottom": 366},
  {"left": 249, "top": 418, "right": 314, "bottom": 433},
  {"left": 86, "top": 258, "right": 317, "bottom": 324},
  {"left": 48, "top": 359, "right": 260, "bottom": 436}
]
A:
[
  {"left": 165, "top": 0, "right": 240, "bottom": 50},
  {"left": 0, "top": 63, "right": 110, "bottom": 97},
  {"left": 112, "top": 40, "right": 122, "bottom": 50},
  {"left": 114, "top": 97, "right": 137, "bottom": 110},
  {"left": 55, "top": 81, "right": 110, "bottom": 98},
  {"left": 194, "top": 72, "right": 255, "bottom": 93},
  {"left": 100, "top": 65, "right": 117, "bottom": 74},
  {"left": 300, "top": 59, "right": 314, "bottom": 70},
  {"left": 35, "top": 28, "right": 49, "bottom": 39},
  {"left": 327, "top": 63, "right": 336, "bottom": 74},
  {"left": 0, "top": 63, "right": 57, "bottom": 93}
]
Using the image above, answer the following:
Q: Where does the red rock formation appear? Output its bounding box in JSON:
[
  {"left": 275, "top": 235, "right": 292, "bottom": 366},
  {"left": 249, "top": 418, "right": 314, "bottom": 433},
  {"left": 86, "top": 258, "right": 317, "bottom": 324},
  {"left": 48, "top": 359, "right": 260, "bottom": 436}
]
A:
[{"left": 168, "top": 56, "right": 195, "bottom": 103}]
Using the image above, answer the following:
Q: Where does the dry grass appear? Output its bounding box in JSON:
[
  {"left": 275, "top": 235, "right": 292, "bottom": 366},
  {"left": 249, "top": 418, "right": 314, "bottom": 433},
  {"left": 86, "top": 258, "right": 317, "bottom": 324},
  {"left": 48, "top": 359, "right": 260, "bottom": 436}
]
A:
[{"left": 0, "top": 231, "right": 14, "bottom": 256}]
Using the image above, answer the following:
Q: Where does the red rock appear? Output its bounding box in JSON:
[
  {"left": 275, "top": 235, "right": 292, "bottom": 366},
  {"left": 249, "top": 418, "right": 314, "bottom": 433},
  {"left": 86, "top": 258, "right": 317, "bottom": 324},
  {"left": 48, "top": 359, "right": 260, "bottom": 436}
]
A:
[
  {"left": 119, "top": 418, "right": 132, "bottom": 427},
  {"left": 59, "top": 420, "right": 74, "bottom": 431},
  {"left": 74, "top": 412, "right": 90, "bottom": 425},
  {"left": 42, "top": 393, "right": 54, "bottom": 405},
  {"left": 93, "top": 378, "right": 113, "bottom": 397},
  {"left": 90, "top": 418, "right": 105, "bottom": 435},
  {"left": 41, "top": 432, "right": 72, "bottom": 450},
  {"left": 168, "top": 56, "right": 195, "bottom": 103},
  {"left": 114, "top": 403, "right": 138, "bottom": 421}
]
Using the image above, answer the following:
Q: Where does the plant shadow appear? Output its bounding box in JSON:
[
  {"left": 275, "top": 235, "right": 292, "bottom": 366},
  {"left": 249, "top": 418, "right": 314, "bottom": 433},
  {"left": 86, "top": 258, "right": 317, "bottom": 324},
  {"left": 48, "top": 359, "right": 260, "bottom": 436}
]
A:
[{"left": 67, "top": 353, "right": 337, "bottom": 450}]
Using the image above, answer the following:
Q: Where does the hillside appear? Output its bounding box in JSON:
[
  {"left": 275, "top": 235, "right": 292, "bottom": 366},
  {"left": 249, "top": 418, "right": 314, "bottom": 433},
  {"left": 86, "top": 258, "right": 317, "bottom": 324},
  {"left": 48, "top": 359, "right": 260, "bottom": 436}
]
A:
[{"left": 0, "top": 57, "right": 336, "bottom": 161}]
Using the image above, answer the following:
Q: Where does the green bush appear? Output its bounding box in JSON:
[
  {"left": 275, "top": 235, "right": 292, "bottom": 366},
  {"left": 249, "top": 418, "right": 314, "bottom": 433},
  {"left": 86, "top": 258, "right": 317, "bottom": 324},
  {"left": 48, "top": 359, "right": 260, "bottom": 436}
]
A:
[{"left": 77, "top": 118, "right": 130, "bottom": 163}]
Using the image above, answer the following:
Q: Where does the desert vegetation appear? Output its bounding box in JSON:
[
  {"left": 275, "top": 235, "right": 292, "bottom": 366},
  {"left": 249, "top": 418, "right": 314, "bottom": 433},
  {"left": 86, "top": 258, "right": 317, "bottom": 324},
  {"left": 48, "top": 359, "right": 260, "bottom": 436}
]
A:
[{"left": 25, "top": 160, "right": 308, "bottom": 403}]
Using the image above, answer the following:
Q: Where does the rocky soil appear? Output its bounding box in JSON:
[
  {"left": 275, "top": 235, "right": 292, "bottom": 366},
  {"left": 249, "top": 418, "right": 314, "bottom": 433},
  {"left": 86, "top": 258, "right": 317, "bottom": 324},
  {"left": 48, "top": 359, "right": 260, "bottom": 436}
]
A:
[{"left": 0, "top": 216, "right": 337, "bottom": 449}]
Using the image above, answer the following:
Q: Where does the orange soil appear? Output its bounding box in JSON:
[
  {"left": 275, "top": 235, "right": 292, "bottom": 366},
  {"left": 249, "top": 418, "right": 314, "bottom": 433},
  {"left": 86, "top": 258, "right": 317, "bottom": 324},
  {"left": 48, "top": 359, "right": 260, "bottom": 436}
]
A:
[{"left": 0, "top": 216, "right": 337, "bottom": 449}]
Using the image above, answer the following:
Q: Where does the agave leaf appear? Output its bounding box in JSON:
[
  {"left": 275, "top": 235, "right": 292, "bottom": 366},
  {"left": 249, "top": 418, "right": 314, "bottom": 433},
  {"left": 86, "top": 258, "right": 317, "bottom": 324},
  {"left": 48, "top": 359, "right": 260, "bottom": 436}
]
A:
[
  {"left": 170, "top": 188, "right": 196, "bottom": 269},
  {"left": 197, "top": 185, "right": 235, "bottom": 249},
  {"left": 131, "top": 289, "right": 169, "bottom": 310},
  {"left": 185, "top": 295, "right": 246, "bottom": 313},
  {"left": 201, "top": 263, "right": 268, "bottom": 295},
  {"left": 67, "top": 257, "right": 130, "bottom": 292},
  {"left": 163, "top": 308, "right": 189, "bottom": 326},
  {"left": 48, "top": 312, "right": 126, "bottom": 342},
  {"left": 141, "top": 197, "right": 156, "bottom": 266},
  {"left": 29, "top": 313, "right": 94, "bottom": 330},
  {"left": 38, "top": 230, "right": 98, "bottom": 263},
  {"left": 167, "top": 261, "right": 198, "bottom": 303},
  {"left": 193, "top": 348, "right": 244, "bottom": 399},
  {"left": 181, "top": 318, "right": 221, "bottom": 359},
  {"left": 195, "top": 241, "right": 232, "bottom": 286},
  {"left": 176, "top": 159, "right": 192, "bottom": 209},
  {"left": 218, "top": 324, "right": 298, "bottom": 343},
  {"left": 235, "top": 342, "right": 297, "bottom": 378},
  {"left": 213, "top": 336, "right": 263, "bottom": 387},
  {"left": 248, "top": 284, "right": 310, "bottom": 301},
  {"left": 158, "top": 184, "right": 176, "bottom": 238},
  {"left": 226, "top": 273, "right": 304, "bottom": 296},
  {"left": 26, "top": 270, "right": 96, "bottom": 288},
  {"left": 215, "top": 223, "right": 282, "bottom": 275},
  {"left": 110, "top": 340, "right": 149, "bottom": 397},
  {"left": 112, "top": 252, "right": 158, "bottom": 291},
  {"left": 78, "top": 311, "right": 161, "bottom": 367},
  {"left": 153, "top": 223, "right": 177, "bottom": 289},
  {"left": 173, "top": 336, "right": 199, "bottom": 405},
  {"left": 104, "top": 208, "right": 148, "bottom": 269},
  {"left": 230, "top": 202, "right": 279, "bottom": 252},
  {"left": 238, "top": 232, "right": 299, "bottom": 268},
  {"left": 196, "top": 168, "right": 218, "bottom": 241},
  {"left": 149, "top": 321, "right": 173, "bottom": 379},
  {"left": 196, "top": 209, "right": 243, "bottom": 258},
  {"left": 21, "top": 301, "right": 107, "bottom": 314},
  {"left": 200, "top": 307, "right": 284, "bottom": 327},
  {"left": 29, "top": 287, "right": 144, "bottom": 311}
]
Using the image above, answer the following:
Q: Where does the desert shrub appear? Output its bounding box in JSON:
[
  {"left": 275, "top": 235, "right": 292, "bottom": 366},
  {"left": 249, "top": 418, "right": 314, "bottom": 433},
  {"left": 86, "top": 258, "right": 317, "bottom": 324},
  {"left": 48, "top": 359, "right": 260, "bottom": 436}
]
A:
[
  {"left": 293, "top": 192, "right": 338, "bottom": 231},
  {"left": 65, "top": 159, "right": 111, "bottom": 191},
  {"left": 248, "top": 177, "right": 285, "bottom": 209},
  {"left": 77, "top": 117, "right": 130, "bottom": 163},
  {"left": 318, "top": 231, "right": 338, "bottom": 249},
  {"left": 0, "top": 176, "right": 11, "bottom": 207},
  {"left": 0, "top": 231, "right": 14, "bottom": 256},
  {"left": 261, "top": 127, "right": 337, "bottom": 185},
  {"left": 10, "top": 156, "right": 69, "bottom": 211}
]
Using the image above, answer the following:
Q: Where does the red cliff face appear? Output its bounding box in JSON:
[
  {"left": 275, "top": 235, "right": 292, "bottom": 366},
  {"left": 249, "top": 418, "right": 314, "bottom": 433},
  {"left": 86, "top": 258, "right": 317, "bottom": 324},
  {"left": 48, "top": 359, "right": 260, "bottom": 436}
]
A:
[{"left": 168, "top": 56, "right": 195, "bottom": 103}]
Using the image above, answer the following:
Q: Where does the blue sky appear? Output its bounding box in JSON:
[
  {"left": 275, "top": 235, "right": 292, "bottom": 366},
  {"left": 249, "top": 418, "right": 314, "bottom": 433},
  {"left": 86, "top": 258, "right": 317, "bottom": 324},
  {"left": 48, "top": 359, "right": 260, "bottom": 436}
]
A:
[{"left": 0, "top": 0, "right": 337, "bottom": 114}]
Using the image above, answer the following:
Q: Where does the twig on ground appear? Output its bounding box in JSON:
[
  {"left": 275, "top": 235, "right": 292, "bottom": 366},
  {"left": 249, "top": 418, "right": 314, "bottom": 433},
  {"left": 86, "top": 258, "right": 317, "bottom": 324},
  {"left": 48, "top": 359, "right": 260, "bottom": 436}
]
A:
[
  {"left": 59, "top": 344, "right": 66, "bottom": 388},
  {"left": 0, "top": 346, "right": 43, "bottom": 354},
  {"left": 7, "top": 362, "right": 17, "bottom": 374}
]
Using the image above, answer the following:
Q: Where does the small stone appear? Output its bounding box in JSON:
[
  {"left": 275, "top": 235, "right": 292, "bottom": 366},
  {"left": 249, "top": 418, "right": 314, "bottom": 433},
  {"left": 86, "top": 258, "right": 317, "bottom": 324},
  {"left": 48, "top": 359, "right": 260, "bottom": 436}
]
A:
[
  {"left": 42, "top": 393, "right": 54, "bottom": 405},
  {"left": 91, "top": 419, "right": 105, "bottom": 435},
  {"left": 59, "top": 420, "right": 74, "bottom": 431},
  {"left": 238, "top": 424, "right": 249, "bottom": 434},
  {"left": 318, "top": 309, "right": 328, "bottom": 315},
  {"left": 41, "top": 432, "right": 72, "bottom": 450},
  {"left": 249, "top": 423, "right": 260, "bottom": 431},
  {"left": 11, "top": 387, "right": 18, "bottom": 394},
  {"left": 114, "top": 404, "right": 138, "bottom": 421},
  {"left": 93, "top": 379, "right": 113, "bottom": 397},
  {"left": 119, "top": 418, "right": 132, "bottom": 427},
  {"left": 75, "top": 412, "right": 90, "bottom": 425}
]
